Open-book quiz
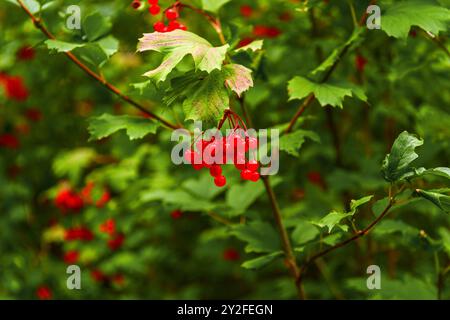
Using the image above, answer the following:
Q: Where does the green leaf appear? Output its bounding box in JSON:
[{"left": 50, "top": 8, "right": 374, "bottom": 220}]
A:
[
  {"left": 231, "top": 221, "right": 281, "bottom": 253},
  {"left": 223, "top": 64, "right": 253, "bottom": 97},
  {"left": 288, "top": 76, "right": 365, "bottom": 108},
  {"left": 279, "top": 129, "right": 320, "bottom": 157},
  {"left": 292, "top": 222, "right": 320, "bottom": 245},
  {"left": 73, "top": 43, "right": 109, "bottom": 67},
  {"left": 97, "top": 36, "right": 119, "bottom": 57},
  {"left": 226, "top": 181, "right": 265, "bottom": 216},
  {"left": 8, "top": 0, "right": 40, "bottom": 14},
  {"left": 53, "top": 148, "right": 97, "bottom": 183},
  {"left": 381, "top": 131, "right": 424, "bottom": 182},
  {"left": 45, "top": 40, "right": 84, "bottom": 52},
  {"left": 201, "top": 0, "right": 231, "bottom": 13},
  {"left": 137, "top": 30, "right": 229, "bottom": 82},
  {"left": 382, "top": 1, "right": 450, "bottom": 39},
  {"left": 182, "top": 71, "right": 229, "bottom": 122},
  {"left": 235, "top": 40, "right": 264, "bottom": 52},
  {"left": 416, "top": 189, "right": 450, "bottom": 213},
  {"left": 314, "top": 195, "right": 373, "bottom": 233},
  {"left": 241, "top": 251, "right": 283, "bottom": 270},
  {"left": 87, "top": 114, "right": 160, "bottom": 141},
  {"left": 83, "top": 12, "right": 112, "bottom": 42}
]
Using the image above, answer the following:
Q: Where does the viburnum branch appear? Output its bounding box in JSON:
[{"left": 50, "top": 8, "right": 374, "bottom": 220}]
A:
[
  {"left": 285, "top": 0, "right": 377, "bottom": 134},
  {"left": 298, "top": 194, "right": 395, "bottom": 284},
  {"left": 179, "top": 2, "right": 227, "bottom": 45},
  {"left": 16, "top": 0, "right": 181, "bottom": 131},
  {"left": 261, "top": 176, "right": 305, "bottom": 300}
]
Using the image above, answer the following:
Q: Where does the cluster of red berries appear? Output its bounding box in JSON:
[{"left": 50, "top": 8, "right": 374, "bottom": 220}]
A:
[
  {"left": 54, "top": 182, "right": 110, "bottom": 213},
  {"left": 99, "top": 218, "right": 125, "bottom": 250},
  {"left": 131, "top": 0, "right": 186, "bottom": 32},
  {"left": 64, "top": 226, "right": 94, "bottom": 241},
  {"left": 184, "top": 111, "right": 260, "bottom": 188}
]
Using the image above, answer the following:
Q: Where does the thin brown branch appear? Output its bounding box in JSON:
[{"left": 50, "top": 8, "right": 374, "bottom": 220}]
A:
[
  {"left": 285, "top": 0, "right": 377, "bottom": 134},
  {"left": 298, "top": 198, "right": 394, "bottom": 282},
  {"left": 17, "top": 0, "right": 181, "bottom": 131},
  {"left": 261, "top": 176, "right": 305, "bottom": 299}
]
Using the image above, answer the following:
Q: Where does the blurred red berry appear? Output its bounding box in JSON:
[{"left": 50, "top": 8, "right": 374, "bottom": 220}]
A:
[
  {"left": 55, "top": 188, "right": 84, "bottom": 212},
  {"left": 153, "top": 21, "right": 167, "bottom": 32},
  {"left": 355, "top": 54, "right": 368, "bottom": 73},
  {"left": 112, "top": 274, "right": 125, "bottom": 285},
  {"left": 1, "top": 76, "right": 29, "bottom": 101},
  {"left": 91, "top": 269, "right": 106, "bottom": 282},
  {"left": 17, "top": 46, "right": 35, "bottom": 60},
  {"left": 63, "top": 250, "right": 79, "bottom": 264},
  {"left": 0, "top": 134, "right": 20, "bottom": 149},
  {"left": 307, "top": 171, "right": 326, "bottom": 188},
  {"left": 25, "top": 108, "right": 43, "bottom": 122},
  {"left": 149, "top": 5, "right": 160, "bottom": 15},
  {"left": 96, "top": 191, "right": 111, "bottom": 208},
  {"left": 170, "top": 209, "right": 183, "bottom": 220},
  {"left": 240, "top": 5, "right": 253, "bottom": 18},
  {"left": 100, "top": 218, "right": 116, "bottom": 235},
  {"left": 108, "top": 233, "right": 125, "bottom": 250},
  {"left": 223, "top": 248, "right": 240, "bottom": 261},
  {"left": 131, "top": 0, "right": 141, "bottom": 9},
  {"left": 165, "top": 8, "right": 179, "bottom": 20},
  {"left": 36, "top": 286, "right": 52, "bottom": 300},
  {"left": 64, "top": 227, "right": 93, "bottom": 241}
]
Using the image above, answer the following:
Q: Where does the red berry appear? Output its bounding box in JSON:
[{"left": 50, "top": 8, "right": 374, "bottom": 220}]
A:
[
  {"left": 192, "top": 163, "right": 203, "bottom": 170},
  {"left": 250, "top": 171, "right": 260, "bottom": 182},
  {"left": 153, "top": 21, "right": 166, "bottom": 32},
  {"left": 246, "top": 159, "right": 259, "bottom": 172},
  {"left": 91, "top": 269, "right": 106, "bottom": 282},
  {"left": 25, "top": 108, "right": 42, "bottom": 122},
  {"left": 108, "top": 233, "right": 125, "bottom": 250},
  {"left": 168, "top": 20, "right": 181, "bottom": 31},
  {"left": 170, "top": 210, "right": 183, "bottom": 219},
  {"left": 355, "top": 54, "right": 368, "bottom": 73},
  {"left": 17, "top": 46, "right": 35, "bottom": 60},
  {"left": 63, "top": 250, "right": 79, "bottom": 264},
  {"left": 240, "top": 5, "right": 253, "bottom": 18},
  {"left": 209, "top": 164, "right": 222, "bottom": 177},
  {"left": 148, "top": 0, "right": 158, "bottom": 4},
  {"left": 241, "top": 169, "right": 252, "bottom": 180},
  {"left": 223, "top": 248, "right": 240, "bottom": 261},
  {"left": 214, "top": 175, "right": 226, "bottom": 187},
  {"left": 36, "top": 286, "right": 52, "bottom": 300},
  {"left": 100, "top": 218, "right": 116, "bottom": 235},
  {"left": 131, "top": 0, "right": 141, "bottom": 9},
  {"left": 0, "top": 134, "right": 20, "bottom": 149},
  {"left": 1, "top": 75, "right": 29, "bottom": 101},
  {"left": 165, "top": 8, "right": 179, "bottom": 20},
  {"left": 178, "top": 24, "right": 187, "bottom": 31},
  {"left": 149, "top": 5, "right": 160, "bottom": 15}
]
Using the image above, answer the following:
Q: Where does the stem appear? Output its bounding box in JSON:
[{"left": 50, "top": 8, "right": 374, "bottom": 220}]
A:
[
  {"left": 298, "top": 198, "right": 394, "bottom": 284},
  {"left": 180, "top": 3, "right": 226, "bottom": 45},
  {"left": 238, "top": 96, "right": 253, "bottom": 128},
  {"left": 285, "top": 0, "right": 378, "bottom": 134},
  {"left": 261, "top": 176, "right": 305, "bottom": 299},
  {"left": 17, "top": 0, "right": 180, "bottom": 131}
]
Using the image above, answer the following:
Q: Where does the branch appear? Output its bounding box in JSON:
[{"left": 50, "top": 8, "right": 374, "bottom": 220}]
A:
[
  {"left": 298, "top": 198, "right": 394, "bottom": 281},
  {"left": 261, "top": 176, "right": 305, "bottom": 299},
  {"left": 285, "top": 0, "right": 377, "bottom": 134},
  {"left": 16, "top": 0, "right": 181, "bottom": 131}
]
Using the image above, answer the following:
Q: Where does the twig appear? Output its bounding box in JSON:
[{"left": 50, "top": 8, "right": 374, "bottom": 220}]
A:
[
  {"left": 261, "top": 176, "right": 305, "bottom": 299},
  {"left": 16, "top": 0, "right": 180, "bottom": 131},
  {"left": 298, "top": 198, "right": 394, "bottom": 282}
]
